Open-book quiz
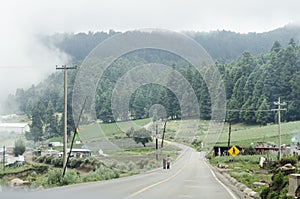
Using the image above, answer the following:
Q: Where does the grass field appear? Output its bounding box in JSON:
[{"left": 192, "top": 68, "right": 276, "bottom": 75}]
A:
[
  {"left": 78, "top": 118, "right": 151, "bottom": 142},
  {"left": 162, "top": 119, "right": 300, "bottom": 147},
  {"left": 78, "top": 118, "right": 300, "bottom": 148},
  {"left": 217, "top": 121, "right": 300, "bottom": 146}
]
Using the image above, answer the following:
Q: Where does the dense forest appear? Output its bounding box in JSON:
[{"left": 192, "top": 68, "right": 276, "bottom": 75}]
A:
[
  {"left": 3, "top": 26, "right": 300, "bottom": 141},
  {"left": 44, "top": 25, "right": 300, "bottom": 63}
]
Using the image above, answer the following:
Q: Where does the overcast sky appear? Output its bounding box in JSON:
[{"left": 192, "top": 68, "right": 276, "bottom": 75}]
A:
[{"left": 0, "top": 0, "right": 300, "bottom": 111}]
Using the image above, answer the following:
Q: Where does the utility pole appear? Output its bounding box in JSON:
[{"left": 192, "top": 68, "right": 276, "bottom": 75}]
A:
[
  {"left": 3, "top": 146, "right": 5, "bottom": 171},
  {"left": 56, "top": 65, "right": 77, "bottom": 170},
  {"left": 63, "top": 97, "right": 87, "bottom": 177},
  {"left": 161, "top": 121, "right": 167, "bottom": 148},
  {"left": 155, "top": 123, "right": 158, "bottom": 161},
  {"left": 273, "top": 97, "right": 286, "bottom": 160},
  {"left": 227, "top": 121, "right": 232, "bottom": 156}
]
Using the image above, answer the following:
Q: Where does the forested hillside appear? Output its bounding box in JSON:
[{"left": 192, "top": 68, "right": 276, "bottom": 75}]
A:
[
  {"left": 44, "top": 25, "right": 300, "bottom": 63},
  {"left": 3, "top": 26, "right": 300, "bottom": 141}
]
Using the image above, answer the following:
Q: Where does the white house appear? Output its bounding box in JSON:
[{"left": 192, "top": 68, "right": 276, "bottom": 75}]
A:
[{"left": 0, "top": 123, "right": 30, "bottom": 134}]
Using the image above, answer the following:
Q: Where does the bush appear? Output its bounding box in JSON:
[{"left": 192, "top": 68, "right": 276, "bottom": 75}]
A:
[
  {"left": 260, "top": 187, "right": 269, "bottom": 199},
  {"left": 267, "top": 191, "right": 278, "bottom": 199},
  {"left": 45, "top": 156, "right": 53, "bottom": 164},
  {"left": 127, "top": 161, "right": 137, "bottom": 171},
  {"left": 47, "top": 169, "right": 62, "bottom": 187},
  {"left": 13, "top": 139, "right": 26, "bottom": 156},
  {"left": 51, "top": 157, "right": 63, "bottom": 167},
  {"left": 69, "top": 158, "right": 84, "bottom": 168},
  {"left": 243, "top": 147, "right": 256, "bottom": 155},
  {"left": 82, "top": 165, "right": 120, "bottom": 182},
  {"left": 279, "top": 156, "right": 297, "bottom": 166},
  {"left": 137, "top": 159, "right": 149, "bottom": 169},
  {"left": 36, "top": 156, "right": 46, "bottom": 163},
  {"left": 47, "top": 169, "right": 81, "bottom": 187},
  {"left": 191, "top": 139, "right": 203, "bottom": 151},
  {"left": 61, "top": 170, "right": 81, "bottom": 186},
  {"left": 116, "top": 162, "right": 128, "bottom": 171},
  {"left": 273, "top": 172, "right": 288, "bottom": 190}
]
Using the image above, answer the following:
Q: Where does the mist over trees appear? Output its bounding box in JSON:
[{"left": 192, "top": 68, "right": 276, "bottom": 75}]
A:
[
  {"left": 3, "top": 26, "right": 300, "bottom": 140},
  {"left": 44, "top": 25, "right": 300, "bottom": 63}
]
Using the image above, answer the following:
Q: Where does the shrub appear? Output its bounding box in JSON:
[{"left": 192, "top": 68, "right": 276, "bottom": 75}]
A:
[
  {"left": 82, "top": 165, "right": 120, "bottom": 182},
  {"left": 279, "top": 156, "right": 297, "bottom": 166},
  {"left": 243, "top": 147, "right": 256, "bottom": 155},
  {"left": 45, "top": 156, "right": 53, "bottom": 164},
  {"left": 127, "top": 161, "right": 137, "bottom": 171},
  {"left": 191, "top": 139, "right": 203, "bottom": 151},
  {"left": 47, "top": 169, "right": 81, "bottom": 187},
  {"left": 13, "top": 139, "right": 26, "bottom": 156},
  {"left": 51, "top": 157, "right": 63, "bottom": 167},
  {"left": 116, "top": 162, "right": 128, "bottom": 171},
  {"left": 69, "top": 158, "right": 84, "bottom": 168},
  {"left": 137, "top": 159, "right": 149, "bottom": 169},
  {"left": 260, "top": 187, "right": 269, "bottom": 199},
  {"left": 36, "top": 156, "right": 46, "bottom": 163},
  {"left": 61, "top": 170, "right": 81, "bottom": 186},
  {"left": 267, "top": 191, "right": 278, "bottom": 199},
  {"left": 47, "top": 169, "right": 62, "bottom": 187},
  {"left": 273, "top": 172, "right": 288, "bottom": 189}
]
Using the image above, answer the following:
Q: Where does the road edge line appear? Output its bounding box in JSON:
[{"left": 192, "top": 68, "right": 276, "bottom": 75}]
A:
[{"left": 204, "top": 160, "right": 239, "bottom": 199}]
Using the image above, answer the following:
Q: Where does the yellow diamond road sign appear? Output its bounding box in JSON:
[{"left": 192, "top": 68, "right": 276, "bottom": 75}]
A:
[{"left": 228, "top": 146, "right": 240, "bottom": 157}]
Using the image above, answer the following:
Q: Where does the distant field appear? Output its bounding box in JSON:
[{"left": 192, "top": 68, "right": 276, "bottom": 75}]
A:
[
  {"left": 164, "top": 119, "right": 300, "bottom": 147},
  {"left": 78, "top": 118, "right": 151, "bottom": 142},
  {"left": 61, "top": 118, "right": 300, "bottom": 148}
]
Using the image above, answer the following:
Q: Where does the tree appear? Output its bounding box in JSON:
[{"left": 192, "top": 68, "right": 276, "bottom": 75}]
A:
[
  {"left": 26, "top": 101, "right": 45, "bottom": 142},
  {"left": 271, "top": 41, "right": 281, "bottom": 53},
  {"left": 256, "top": 98, "right": 272, "bottom": 125},
  {"left": 131, "top": 90, "right": 147, "bottom": 119},
  {"left": 45, "top": 101, "right": 59, "bottom": 138},
  {"left": 13, "top": 139, "right": 26, "bottom": 156},
  {"left": 132, "top": 128, "right": 153, "bottom": 147}
]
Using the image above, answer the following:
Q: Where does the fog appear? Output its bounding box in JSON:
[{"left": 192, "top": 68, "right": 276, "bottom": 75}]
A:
[
  {"left": 1, "top": 0, "right": 300, "bottom": 113},
  {"left": 0, "top": 2, "right": 70, "bottom": 113}
]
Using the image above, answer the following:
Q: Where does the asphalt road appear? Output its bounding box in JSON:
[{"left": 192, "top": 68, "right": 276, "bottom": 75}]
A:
[{"left": 2, "top": 144, "right": 242, "bottom": 199}]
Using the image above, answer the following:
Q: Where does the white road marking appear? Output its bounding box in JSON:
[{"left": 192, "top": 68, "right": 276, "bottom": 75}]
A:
[{"left": 204, "top": 161, "right": 239, "bottom": 199}]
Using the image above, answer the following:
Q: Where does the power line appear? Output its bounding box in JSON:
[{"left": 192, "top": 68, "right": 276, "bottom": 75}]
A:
[{"left": 225, "top": 109, "right": 275, "bottom": 112}]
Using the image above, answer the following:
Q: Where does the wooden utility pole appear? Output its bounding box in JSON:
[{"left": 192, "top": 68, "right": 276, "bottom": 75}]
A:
[
  {"left": 3, "top": 146, "right": 5, "bottom": 171},
  {"left": 62, "top": 97, "right": 87, "bottom": 177},
  {"left": 227, "top": 121, "right": 232, "bottom": 155},
  {"left": 56, "top": 65, "right": 77, "bottom": 170},
  {"left": 155, "top": 123, "right": 158, "bottom": 161},
  {"left": 273, "top": 97, "right": 286, "bottom": 160},
  {"left": 161, "top": 121, "right": 167, "bottom": 148}
]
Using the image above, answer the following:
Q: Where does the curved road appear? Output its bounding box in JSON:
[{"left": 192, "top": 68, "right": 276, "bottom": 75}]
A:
[{"left": 2, "top": 144, "right": 242, "bottom": 199}]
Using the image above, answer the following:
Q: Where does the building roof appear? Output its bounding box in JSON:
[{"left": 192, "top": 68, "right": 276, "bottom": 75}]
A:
[
  {"left": 0, "top": 123, "right": 29, "bottom": 128},
  {"left": 69, "top": 148, "right": 92, "bottom": 152}
]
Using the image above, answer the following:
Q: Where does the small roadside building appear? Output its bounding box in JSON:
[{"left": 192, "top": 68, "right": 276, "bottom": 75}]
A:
[
  {"left": 0, "top": 123, "right": 30, "bottom": 134},
  {"left": 69, "top": 148, "right": 92, "bottom": 158}
]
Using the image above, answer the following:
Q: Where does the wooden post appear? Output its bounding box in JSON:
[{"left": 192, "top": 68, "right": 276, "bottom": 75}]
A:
[
  {"left": 227, "top": 121, "right": 231, "bottom": 156},
  {"left": 3, "top": 146, "right": 5, "bottom": 171}
]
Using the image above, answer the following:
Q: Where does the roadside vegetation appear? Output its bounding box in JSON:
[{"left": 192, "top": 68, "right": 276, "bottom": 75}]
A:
[{"left": 0, "top": 118, "right": 180, "bottom": 190}]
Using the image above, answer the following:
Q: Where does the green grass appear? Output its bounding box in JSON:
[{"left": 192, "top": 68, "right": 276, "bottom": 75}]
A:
[
  {"left": 217, "top": 121, "right": 300, "bottom": 146},
  {"left": 76, "top": 118, "right": 300, "bottom": 149},
  {"left": 78, "top": 118, "right": 151, "bottom": 142},
  {"left": 162, "top": 119, "right": 300, "bottom": 147},
  {"left": 209, "top": 155, "right": 273, "bottom": 192},
  {"left": 0, "top": 164, "right": 32, "bottom": 175}
]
